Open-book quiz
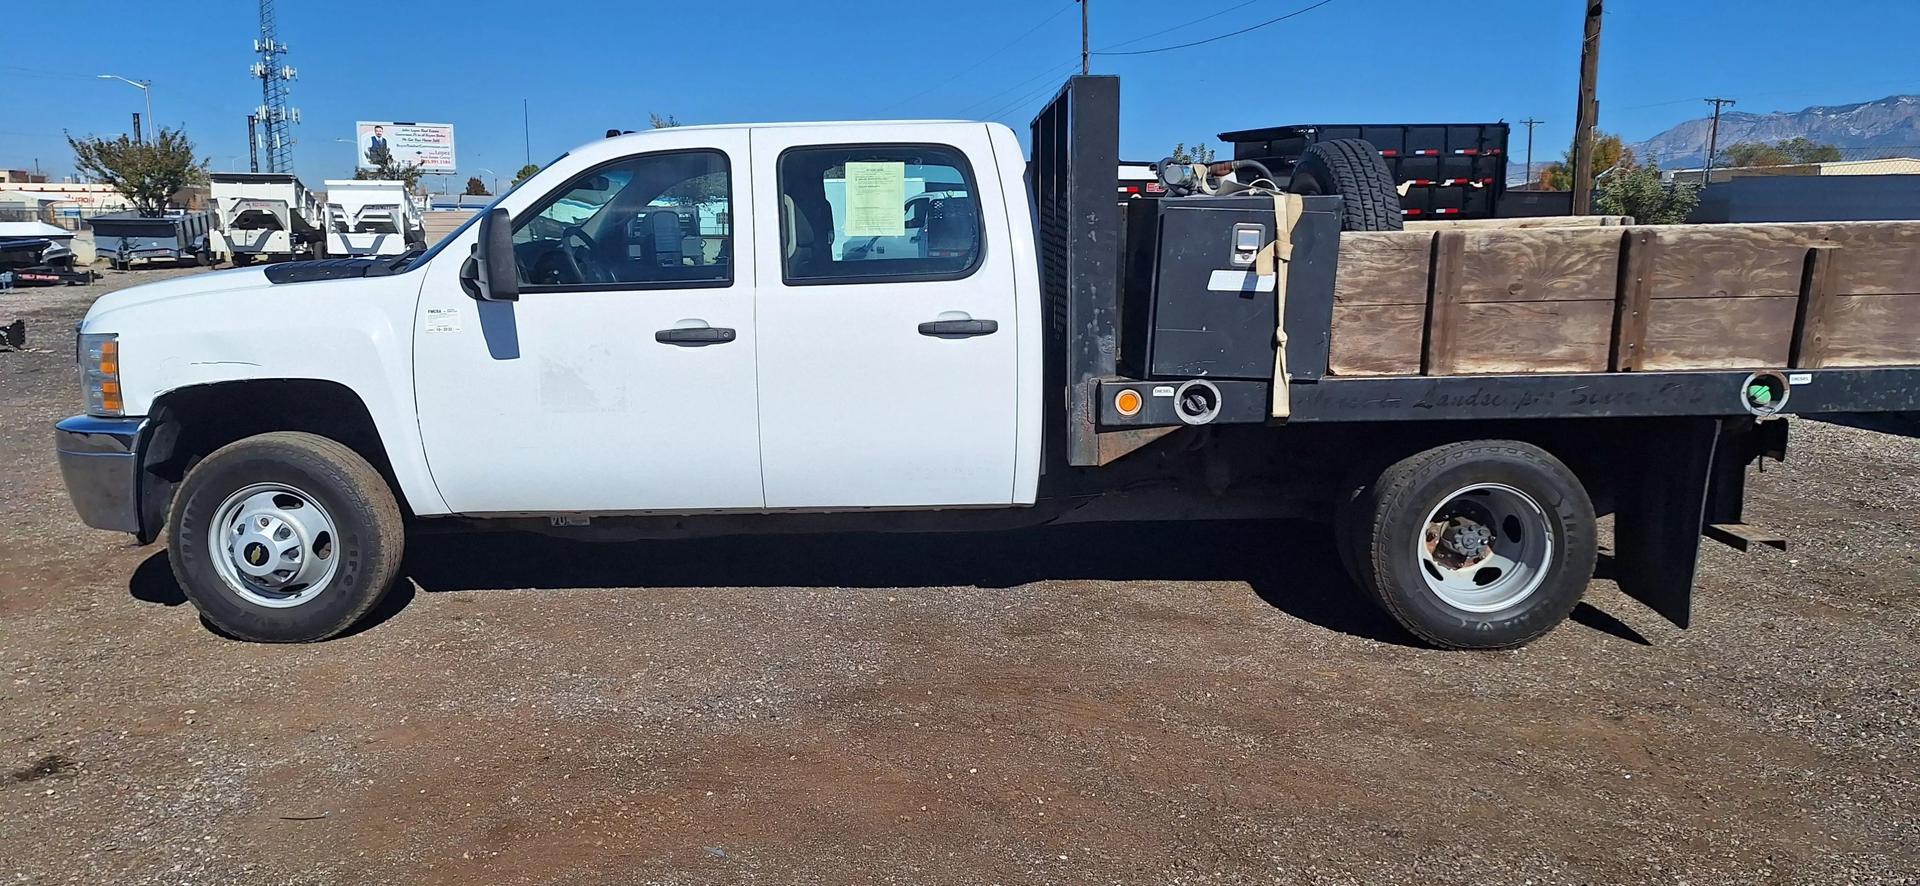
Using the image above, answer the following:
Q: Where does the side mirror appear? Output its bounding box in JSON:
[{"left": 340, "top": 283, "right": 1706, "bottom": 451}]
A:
[{"left": 464, "top": 206, "right": 520, "bottom": 301}]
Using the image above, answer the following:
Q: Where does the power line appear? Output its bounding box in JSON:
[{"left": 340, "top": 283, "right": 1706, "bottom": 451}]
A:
[
  {"left": 882, "top": 5, "right": 1073, "bottom": 114},
  {"left": 1096, "top": 0, "right": 1267, "bottom": 52},
  {"left": 981, "top": 64, "right": 1083, "bottom": 122},
  {"left": 958, "top": 60, "right": 1080, "bottom": 117},
  {"left": 1092, "top": 0, "right": 1338, "bottom": 56}
]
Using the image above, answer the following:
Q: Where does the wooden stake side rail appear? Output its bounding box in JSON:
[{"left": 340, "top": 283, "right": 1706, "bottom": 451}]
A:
[{"left": 1328, "top": 221, "right": 1920, "bottom": 377}]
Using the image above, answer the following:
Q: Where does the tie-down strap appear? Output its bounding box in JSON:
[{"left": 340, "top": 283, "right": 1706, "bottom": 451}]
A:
[{"left": 1254, "top": 193, "right": 1306, "bottom": 419}]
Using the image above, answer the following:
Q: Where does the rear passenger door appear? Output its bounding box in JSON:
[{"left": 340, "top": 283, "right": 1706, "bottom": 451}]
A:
[{"left": 751, "top": 126, "right": 1020, "bottom": 509}]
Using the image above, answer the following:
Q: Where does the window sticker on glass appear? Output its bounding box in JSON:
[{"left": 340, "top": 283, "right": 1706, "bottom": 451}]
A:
[{"left": 844, "top": 161, "right": 907, "bottom": 238}]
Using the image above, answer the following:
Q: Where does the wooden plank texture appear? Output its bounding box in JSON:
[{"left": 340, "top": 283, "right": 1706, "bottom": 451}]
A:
[
  {"left": 1792, "top": 245, "right": 1839, "bottom": 369},
  {"left": 1650, "top": 225, "right": 1821, "bottom": 299},
  {"left": 1423, "top": 231, "right": 1468, "bottom": 374},
  {"left": 1821, "top": 223, "right": 1920, "bottom": 295},
  {"left": 1406, "top": 216, "right": 1632, "bottom": 231},
  {"left": 1612, "top": 228, "right": 1657, "bottom": 371},
  {"left": 1329, "top": 304, "right": 1426, "bottom": 376},
  {"left": 1640, "top": 297, "right": 1800, "bottom": 370},
  {"left": 1444, "top": 301, "right": 1616, "bottom": 374},
  {"left": 1455, "top": 228, "right": 1625, "bottom": 303},
  {"left": 1818, "top": 292, "right": 1920, "bottom": 367},
  {"left": 1332, "top": 231, "right": 1434, "bottom": 305}
]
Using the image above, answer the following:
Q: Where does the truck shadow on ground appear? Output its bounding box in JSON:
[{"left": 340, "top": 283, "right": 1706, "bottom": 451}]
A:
[{"left": 128, "top": 519, "right": 1648, "bottom": 647}]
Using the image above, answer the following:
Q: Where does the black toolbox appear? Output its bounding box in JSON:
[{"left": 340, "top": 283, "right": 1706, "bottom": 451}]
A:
[{"left": 1119, "top": 194, "right": 1344, "bottom": 381}]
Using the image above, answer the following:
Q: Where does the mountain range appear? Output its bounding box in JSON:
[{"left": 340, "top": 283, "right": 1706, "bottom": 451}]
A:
[{"left": 1628, "top": 95, "right": 1920, "bottom": 170}]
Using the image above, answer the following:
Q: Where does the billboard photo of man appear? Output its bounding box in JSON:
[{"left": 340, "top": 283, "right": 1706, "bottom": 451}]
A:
[
  {"left": 355, "top": 122, "right": 457, "bottom": 173},
  {"left": 364, "top": 125, "right": 388, "bottom": 164}
]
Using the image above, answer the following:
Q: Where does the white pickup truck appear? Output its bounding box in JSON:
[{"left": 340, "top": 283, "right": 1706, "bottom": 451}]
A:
[{"left": 53, "top": 77, "right": 1920, "bottom": 648}]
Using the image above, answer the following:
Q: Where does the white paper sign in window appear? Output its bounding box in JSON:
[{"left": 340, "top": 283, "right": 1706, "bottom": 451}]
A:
[{"left": 843, "top": 161, "right": 907, "bottom": 238}]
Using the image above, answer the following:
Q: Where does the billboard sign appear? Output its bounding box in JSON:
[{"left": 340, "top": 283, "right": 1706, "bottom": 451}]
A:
[{"left": 356, "top": 121, "right": 456, "bottom": 173}]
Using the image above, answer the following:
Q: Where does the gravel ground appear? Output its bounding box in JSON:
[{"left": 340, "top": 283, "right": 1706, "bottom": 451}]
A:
[{"left": 2, "top": 268, "right": 1918, "bottom": 885}]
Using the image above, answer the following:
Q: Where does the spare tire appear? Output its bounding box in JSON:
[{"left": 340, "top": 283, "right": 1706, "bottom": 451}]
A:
[{"left": 1289, "top": 139, "right": 1404, "bottom": 232}]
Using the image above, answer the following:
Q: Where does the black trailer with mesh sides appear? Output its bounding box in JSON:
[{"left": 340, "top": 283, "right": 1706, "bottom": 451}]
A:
[
  {"left": 1027, "top": 75, "right": 1920, "bottom": 650},
  {"left": 1218, "top": 122, "right": 1509, "bottom": 220}
]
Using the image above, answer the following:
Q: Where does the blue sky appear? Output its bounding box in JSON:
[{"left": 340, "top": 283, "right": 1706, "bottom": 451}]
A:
[{"left": 5, "top": 0, "right": 1918, "bottom": 188}]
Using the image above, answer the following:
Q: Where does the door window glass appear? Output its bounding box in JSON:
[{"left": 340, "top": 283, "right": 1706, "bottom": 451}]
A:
[
  {"left": 512, "top": 150, "right": 731, "bottom": 289},
  {"left": 777, "top": 144, "right": 982, "bottom": 284}
]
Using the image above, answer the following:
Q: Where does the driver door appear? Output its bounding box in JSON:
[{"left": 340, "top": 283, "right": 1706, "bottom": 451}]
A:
[{"left": 412, "top": 132, "right": 764, "bottom": 514}]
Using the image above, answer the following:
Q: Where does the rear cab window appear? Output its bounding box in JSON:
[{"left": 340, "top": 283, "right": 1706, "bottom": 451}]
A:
[{"left": 776, "top": 144, "right": 983, "bottom": 284}]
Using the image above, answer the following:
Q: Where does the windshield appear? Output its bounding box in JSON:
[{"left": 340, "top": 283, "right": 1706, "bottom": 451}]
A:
[{"left": 400, "top": 153, "right": 568, "bottom": 272}]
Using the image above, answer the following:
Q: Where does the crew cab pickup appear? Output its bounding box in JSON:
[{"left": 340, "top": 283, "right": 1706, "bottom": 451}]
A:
[{"left": 54, "top": 77, "right": 1920, "bottom": 648}]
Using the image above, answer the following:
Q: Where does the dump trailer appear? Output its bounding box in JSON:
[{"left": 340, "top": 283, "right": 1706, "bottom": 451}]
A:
[
  {"left": 321, "top": 179, "right": 427, "bottom": 258},
  {"left": 89, "top": 211, "right": 215, "bottom": 269},
  {"left": 1221, "top": 122, "right": 1509, "bottom": 219},
  {"left": 51, "top": 76, "right": 1920, "bottom": 649},
  {"left": 207, "top": 173, "right": 325, "bottom": 265}
]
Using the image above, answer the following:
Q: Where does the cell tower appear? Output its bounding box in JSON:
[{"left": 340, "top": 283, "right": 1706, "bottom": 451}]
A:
[{"left": 249, "top": 0, "right": 300, "bottom": 173}]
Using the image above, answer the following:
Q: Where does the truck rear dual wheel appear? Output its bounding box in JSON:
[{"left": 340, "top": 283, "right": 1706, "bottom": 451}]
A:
[
  {"left": 167, "top": 432, "right": 405, "bottom": 642},
  {"left": 1345, "top": 441, "right": 1597, "bottom": 649}
]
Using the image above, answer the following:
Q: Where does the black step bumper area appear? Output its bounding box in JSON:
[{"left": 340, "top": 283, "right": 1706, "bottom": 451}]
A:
[{"left": 53, "top": 415, "right": 148, "bottom": 535}]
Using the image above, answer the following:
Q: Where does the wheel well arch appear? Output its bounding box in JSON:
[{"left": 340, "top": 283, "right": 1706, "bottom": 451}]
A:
[{"left": 142, "top": 379, "right": 410, "bottom": 530}]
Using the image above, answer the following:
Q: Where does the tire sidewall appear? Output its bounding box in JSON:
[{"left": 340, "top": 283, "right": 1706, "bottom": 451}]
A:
[
  {"left": 169, "top": 445, "right": 390, "bottom": 642},
  {"left": 1372, "top": 452, "right": 1595, "bottom": 648}
]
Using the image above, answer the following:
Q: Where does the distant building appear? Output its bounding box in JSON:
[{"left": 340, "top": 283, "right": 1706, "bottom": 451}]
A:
[
  {"left": 0, "top": 169, "right": 50, "bottom": 184},
  {"left": 1671, "top": 157, "right": 1920, "bottom": 186}
]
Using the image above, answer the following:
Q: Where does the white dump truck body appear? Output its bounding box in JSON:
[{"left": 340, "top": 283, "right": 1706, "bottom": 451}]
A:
[
  {"left": 322, "top": 179, "right": 426, "bottom": 257},
  {"left": 207, "top": 173, "right": 324, "bottom": 264}
]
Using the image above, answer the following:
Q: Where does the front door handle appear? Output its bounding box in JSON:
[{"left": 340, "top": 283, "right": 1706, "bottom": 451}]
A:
[
  {"left": 655, "top": 326, "right": 737, "bottom": 346},
  {"left": 918, "top": 318, "right": 999, "bottom": 338}
]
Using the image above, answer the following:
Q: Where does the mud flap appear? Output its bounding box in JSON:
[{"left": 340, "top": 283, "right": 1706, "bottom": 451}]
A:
[{"left": 1612, "top": 417, "right": 1721, "bottom": 629}]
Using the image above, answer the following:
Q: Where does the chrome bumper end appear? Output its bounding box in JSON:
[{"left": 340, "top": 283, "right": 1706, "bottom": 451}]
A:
[{"left": 53, "top": 415, "right": 147, "bottom": 535}]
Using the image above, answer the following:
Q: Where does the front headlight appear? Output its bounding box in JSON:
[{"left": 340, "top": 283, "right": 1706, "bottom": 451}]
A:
[{"left": 80, "top": 332, "right": 122, "bottom": 416}]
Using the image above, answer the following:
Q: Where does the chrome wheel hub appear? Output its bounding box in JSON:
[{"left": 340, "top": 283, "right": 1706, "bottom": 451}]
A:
[
  {"left": 209, "top": 483, "right": 339, "bottom": 608},
  {"left": 1417, "top": 483, "right": 1553, "bottom": 614}
]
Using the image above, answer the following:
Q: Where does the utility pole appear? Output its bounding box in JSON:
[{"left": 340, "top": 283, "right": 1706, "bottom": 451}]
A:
[
  {"left": 1704, "top": 97, "right": 1737, "bottom": 182},
  {"left": 1520, "top": 118, "right": 1544, "bottom": 189},
  {"left": 1570, "top": 0, "right": 1603, "bottom": 215},
  {"left": 1079, "top": 0, "right": 1090, "bottom": 75},
  {"left": 131, "top": 113, "right": 142, "bottom": 145},
  {"left": 522, "top": 98, "right": 531, "bottom": 167}
]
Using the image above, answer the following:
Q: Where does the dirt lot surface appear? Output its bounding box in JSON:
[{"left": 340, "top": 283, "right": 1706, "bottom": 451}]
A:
[{"left": 3, "top": 268, "right": 1918, "bottom": 885}]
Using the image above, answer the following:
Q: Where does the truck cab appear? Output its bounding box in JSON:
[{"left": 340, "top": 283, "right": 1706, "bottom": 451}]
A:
[{"left": 415, "top": 122, "right": 1042, "bottom": 513}]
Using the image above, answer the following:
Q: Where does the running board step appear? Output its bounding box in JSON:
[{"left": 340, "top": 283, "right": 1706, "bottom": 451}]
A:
[{"left": 1704, "top": 523, "right": 1788, "bottom": 552}]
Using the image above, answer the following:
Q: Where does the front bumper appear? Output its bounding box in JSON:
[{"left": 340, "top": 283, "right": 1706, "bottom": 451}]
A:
[{"left": 53, "top": 415, "right": 148, "bottom": 534}]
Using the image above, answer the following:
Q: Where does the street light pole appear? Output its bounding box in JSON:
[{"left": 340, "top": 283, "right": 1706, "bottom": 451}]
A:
[{"left": 98, "top": 74, "right": 152, "bottom": 142}]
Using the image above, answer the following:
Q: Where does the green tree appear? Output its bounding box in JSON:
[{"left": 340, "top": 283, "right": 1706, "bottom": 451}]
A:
[
  {"left": 511, "top": 163, "right": 541, "bottom": 187},
  {"left": 649, "top": 112, "right": 680, "bottom": 129},
  {"left": 463, "top": 176, "right": 490, "bottom": 196},
  {"left": 1538, "top": 132, "right": 1630, "bottom": 191},
  {"left": 354, "top": 143, "right": 425, "bottom": 192},
  {"left": 1594, "top": 161, "right": 1699, "bottom": 224},
  {"left": 1723, "top": 137, "right": 1843, "bottom": 168},
  {"left": 1169, "top": 142, "right": 1217, "bottom": 164},
  {"left": 66, "top": 127, "right": 207, "bottom": 217}
]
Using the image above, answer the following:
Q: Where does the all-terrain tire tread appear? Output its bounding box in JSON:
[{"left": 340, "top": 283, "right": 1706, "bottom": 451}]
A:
[{"left": 1292, "top": 138, "right": 1405, "bottom": 232}]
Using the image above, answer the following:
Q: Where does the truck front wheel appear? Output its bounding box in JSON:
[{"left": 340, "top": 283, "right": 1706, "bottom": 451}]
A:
[
  {"left": 167, "top": 432, "right": 405, "bottom": 642},
  {"left": 1350, "top": 441, "right": 1596, "bottom": 650}
]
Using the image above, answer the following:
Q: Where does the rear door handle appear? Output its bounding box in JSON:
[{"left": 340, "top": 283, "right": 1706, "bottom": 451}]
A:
[
  {"left": 655, "top": 327, "right": 737, "bottom": 346},
  {"left": 918, "top": 318, "right": 999, "bottom": 338}
]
